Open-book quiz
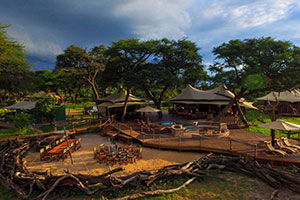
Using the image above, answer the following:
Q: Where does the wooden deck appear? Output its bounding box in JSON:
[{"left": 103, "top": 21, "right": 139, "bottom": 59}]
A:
[{"left": 111, "top": 121, "right": 300, "bottom": 167}]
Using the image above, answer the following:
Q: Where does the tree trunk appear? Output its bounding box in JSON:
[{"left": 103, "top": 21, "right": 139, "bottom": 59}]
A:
[
  {"left": 143, "top": 85, "right": 167, "bottom": 119},
  {"left": 90, "top": 82, "right": 100, "bottom": 103},
  {"left": 121, "top": 88, "right": 131, "bottom": 121},
  {"left": 270, "top": 107, "right": 277, "bottom": 147},
  {"left": 214, "top": 99, "right": 235, "bottom": 122},
  {"left": 234, "top": 98, "right": 249, "bottom": 127}
]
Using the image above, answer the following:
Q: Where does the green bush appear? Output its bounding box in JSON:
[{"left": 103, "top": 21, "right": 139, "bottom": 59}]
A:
[{"left": 11, "top": 113, "right": 31, "bottom": 130}]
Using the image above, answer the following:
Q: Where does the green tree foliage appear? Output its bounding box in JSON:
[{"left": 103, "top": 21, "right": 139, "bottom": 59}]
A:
[
  {"left": 56, "top": 45, "right": 106, "bottom": 102},
  {"left": 104, "top": 38, "right": 205, "bottom": 118},
  {"left": 10, "top": 112, "right": 30, "bottom": 130},
  {"left": 0, "top": 22, "right": 31, "bottom": 102},
  {"left": 211, "top": 37, "right": 300, "bottom": 97},
  {"left": 211, "top": 37, "right": 300, "bottom": 145},
  {"left": 35, "top": 97, "right": 57, "bottom": 119},
  {"left": 141, "top": 38, "right": 204, "bottom": 110},
  {"left": 105, "top": 39, "right": 157, "bottom": 119}
]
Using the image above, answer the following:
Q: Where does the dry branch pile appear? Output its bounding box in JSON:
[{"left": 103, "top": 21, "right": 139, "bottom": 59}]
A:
[{"left": 1, "top": 139, "right": 300, "bottom": 199}]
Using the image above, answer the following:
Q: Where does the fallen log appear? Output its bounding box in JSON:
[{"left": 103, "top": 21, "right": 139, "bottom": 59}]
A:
[{"left": 2, "top": 139, "right": 300, "bottom": 200}]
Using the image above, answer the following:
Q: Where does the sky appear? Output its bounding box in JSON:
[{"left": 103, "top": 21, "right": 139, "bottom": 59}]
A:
[{"left": 1, "top": 0, "right": 300, "bottom": 70}]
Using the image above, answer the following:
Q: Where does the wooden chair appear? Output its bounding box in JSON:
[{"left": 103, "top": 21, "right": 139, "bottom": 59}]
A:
[
  {"left": 40, "top": 148, "right": 49, "bottom": 161},
  {"left": 282, "top": 137, "right": 300, "bottom": 150},
  {"left": 274, "top": 138, "right": 297, "bottom": 154},
  {"left": 75, "top": 140, "right": 81, "bottom": 150},
  {"left": 264, "top": 141, "right": 287, "bottom": 157},
  {"left": 94, "top": 147, "right": 99, "bottom": 159}
]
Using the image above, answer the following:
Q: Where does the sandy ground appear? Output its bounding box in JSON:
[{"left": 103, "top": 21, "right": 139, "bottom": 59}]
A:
[{"left": 25, "top": 133, "right": 205, "bottom": 176}]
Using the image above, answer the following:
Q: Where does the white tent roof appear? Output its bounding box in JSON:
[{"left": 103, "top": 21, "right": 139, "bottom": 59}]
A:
[
  {"left": 257, "top": 91, "right": 300, "bottom": 103},
  {"left": 169, "top": 84, "right": 234, "bottom": 102},
  {"left": 258, "top": 120, "right": 300, "bottom": 130}
]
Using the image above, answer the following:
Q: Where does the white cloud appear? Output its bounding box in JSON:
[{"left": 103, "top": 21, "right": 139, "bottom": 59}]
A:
[
  {"left": 112, "top": 0, "right": 194, "bottom": 40},
  {"left": 7, "top": 25, "right": 63, "bottom": 61}
]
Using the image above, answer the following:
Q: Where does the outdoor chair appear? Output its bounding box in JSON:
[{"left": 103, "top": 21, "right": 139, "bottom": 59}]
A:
[
  {"left": 274, "top": 138, "right": 297, "bottom": 154},
  {"left": 133, "top": 147, "right": 142, "bottom": 159},
  {"left": 75, "top": 139, "right": 81, "bottom": 150},
  {"left": 70, "top": 142, "right": 75, "bottom": 152},
  {"left": 97, "top": 152, "right": 107, "bottom": 164},
  {"left": 45, "top": 145, "right": 51, "bottom": 151},
  {"left": 59, "top": 148, "right": 68, "bottom": 161},
  {"left": 281, "top": 137, "right": 300, "bottom": 150},
  {"left": 264, "top": 141, "right": 287, "bottom": 157},
  {"left": 106, "top": 154, "right": 117, "bottom": 165},
  {"left": 94, "top": 147, "right": 100, "bottom": 159},
  {"left": 40, "top": 148, "right": 50, "bottom": 161}
]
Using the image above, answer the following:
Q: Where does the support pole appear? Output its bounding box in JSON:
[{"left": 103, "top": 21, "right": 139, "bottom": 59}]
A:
[
  {"left": 159, "top": 135, "right": 161, "bottom": 150},
  {"left": 199, "top": 136, "right": 201, "bottom": 147},
  {"left": 64, "top": 127, "right": 74, "bottom": 165}
]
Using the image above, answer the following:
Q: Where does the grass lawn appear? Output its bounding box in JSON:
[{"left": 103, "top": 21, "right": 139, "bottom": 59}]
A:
[
  {"left": 0, "top": 128, "right": 39, "bottom": 138},
  {"left": 63, "top": 102, "right": 95, "bottom": 110},
  {"left": 245, "top": 110, "right": 300, "bottom": 139}
]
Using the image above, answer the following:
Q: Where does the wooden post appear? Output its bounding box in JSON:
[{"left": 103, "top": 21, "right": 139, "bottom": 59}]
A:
[
  {"left": 254, "top": 144, "right": 257, "bottom": 157},
  {"left": 54, "top": 123, "right": 57, "bottom": 131},
  {"left": 199, "top": 136, "right": 201, "bottom": 147},
  {"left": 178, "top": 136, "right": 181, "bottom": 151},
  {"left": 72, "top": 122, "right": 75, "bottom": 132},
  {"left": 229, "top": 139, "right": 232, "bottom": 151},
  {"left": 130, "top": 127, "right": 132, "bottom": 135},
  {"left": 159, "top": 135, "right": 161, "bottom": 150},
  {"left": 64, "top": 127, "right": 74, "bottom": 165}
]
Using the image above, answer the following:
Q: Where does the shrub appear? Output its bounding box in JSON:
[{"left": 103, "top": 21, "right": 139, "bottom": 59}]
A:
[{"left": 11, "top": 113, "right": 31, "bottom": 130}]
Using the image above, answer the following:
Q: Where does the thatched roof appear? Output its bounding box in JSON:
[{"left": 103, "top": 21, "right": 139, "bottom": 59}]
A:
[
  {"left": 168, "top": 84, "right": 234, "bottom": 102},
  {"left": 257, "top": 91, "right": 300, "bottom": 103},
  {"left": 6, "top": 101, "right": 36, "bottom": 110}
]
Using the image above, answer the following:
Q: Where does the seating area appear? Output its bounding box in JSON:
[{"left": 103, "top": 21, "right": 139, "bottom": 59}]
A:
[
  {"left": 94, "top": 144, "right": 142, "bottom": 165},
  {"left": 264, "top": 137, "right": 300, "bottom": 156},
  {"left": 40, "top": 138, "right": 81, "bottom": 161}
]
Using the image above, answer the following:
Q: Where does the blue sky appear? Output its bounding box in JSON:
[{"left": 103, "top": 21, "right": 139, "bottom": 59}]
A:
[{"left": 1, "top": 0, "right": 300, "bottom": 70}]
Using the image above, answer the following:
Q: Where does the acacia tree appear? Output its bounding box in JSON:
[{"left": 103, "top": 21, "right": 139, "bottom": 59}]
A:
[
  {"left": 211, "top": 37, "right": 300, "bottom": 146},
  {"left": 55, "top": 45, "right": 106, "bottom": 103},
  {"left": 105, "top": 39, "right": 157, "bottom": 120},
  {"left": 139, "top": 38, "right": 204, "bottom": 115},
  {"left": 0, "top": 22, "right": 31, "bottom": 102}
]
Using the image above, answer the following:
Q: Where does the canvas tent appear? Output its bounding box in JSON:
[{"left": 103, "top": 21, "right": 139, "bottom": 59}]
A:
[
  {"left": 97, "top": 90, "right": 150, "bottom": 118},
  {"left": 168, "top": 84, "right": 257, "bottom": 118},
  {"left": 257, "top": 91, "right": 300, "bottom": 115}
]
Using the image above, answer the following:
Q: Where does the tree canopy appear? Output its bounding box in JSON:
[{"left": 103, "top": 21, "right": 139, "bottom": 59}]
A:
[
  {"left": 0, "top": 22, "right": 31, "bottom": 102},
  {"left": 55, "top": 45, "right": 106, "bottom": 102}
]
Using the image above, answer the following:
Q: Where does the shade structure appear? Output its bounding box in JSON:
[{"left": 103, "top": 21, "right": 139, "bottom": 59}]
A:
[
  {"left": 257, "top": 90, "right": 300, "bottom": 103},
  {"left": 258, "top": 120, "right": 300, "bottom": 131},
  {"left": 136, "top": 106, "right": 160, "bottom": 113},
  {"left": 136, "top": 106, "right": 160, "bottom": 123}
]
